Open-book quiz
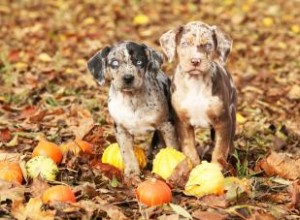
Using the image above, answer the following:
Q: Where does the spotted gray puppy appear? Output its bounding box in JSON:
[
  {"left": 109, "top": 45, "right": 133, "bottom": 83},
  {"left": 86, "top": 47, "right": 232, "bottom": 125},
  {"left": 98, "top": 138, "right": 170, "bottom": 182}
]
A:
[
  {"left": 160, "top": 21, "right": 237, "bottom": 168},
  {"left": 87, "top": 41, "right": 179, "bottom": 179}
]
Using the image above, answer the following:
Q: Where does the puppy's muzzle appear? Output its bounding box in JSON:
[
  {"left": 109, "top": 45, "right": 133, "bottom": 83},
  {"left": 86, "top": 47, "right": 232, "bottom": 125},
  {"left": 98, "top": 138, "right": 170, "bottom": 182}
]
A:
[
  {"left": 191, "top": 58, "right": 201, "bottom": 67},
  {"left": 123, "top": 74, "right": 135, "bottom": 84}
]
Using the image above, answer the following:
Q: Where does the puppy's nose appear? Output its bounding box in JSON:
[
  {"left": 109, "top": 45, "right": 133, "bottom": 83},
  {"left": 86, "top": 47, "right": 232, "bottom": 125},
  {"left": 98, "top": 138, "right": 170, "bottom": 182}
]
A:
[
  {"left": 191, "top": 58, "right": 201, "bottom": 66},
  {"left": 123, "top": 74, "right": 134, "bottom": 84}
]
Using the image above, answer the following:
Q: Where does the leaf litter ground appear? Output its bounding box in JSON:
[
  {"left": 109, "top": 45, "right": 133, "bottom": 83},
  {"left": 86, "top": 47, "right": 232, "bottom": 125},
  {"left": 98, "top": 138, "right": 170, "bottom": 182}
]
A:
[{"left": 0, "top": 0, "right": 299, "bottom": 219}]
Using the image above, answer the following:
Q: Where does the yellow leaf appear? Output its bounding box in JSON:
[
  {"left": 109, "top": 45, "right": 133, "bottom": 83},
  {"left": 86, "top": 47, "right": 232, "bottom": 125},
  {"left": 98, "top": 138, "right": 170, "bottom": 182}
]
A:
[
  {"left": 291, "top": 25, "right": 300, "bottom": 34},
  {"left": 133, "top": 14, "right": 150, "bottom": 26},
  {"left": 38, "top": 53, "right": 52, "bottom": 62},
  {"left": 15, "top": 62, "right": 28, "bottom": 71},
  {"left": 263, "top": 17, "right": 274, "bottom": 27},
  {"left": 236, "top": 113, "right": 247, "bottom": 124},
  {"left": 83, "top": 17, "right": 95, "bottom": 26}
]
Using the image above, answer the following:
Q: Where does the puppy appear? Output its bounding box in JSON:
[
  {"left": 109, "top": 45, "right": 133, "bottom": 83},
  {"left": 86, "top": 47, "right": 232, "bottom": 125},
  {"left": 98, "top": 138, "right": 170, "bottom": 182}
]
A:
[
  {"left": 160, "top": 21, "right": 237, "bottom": 167},
  {"left": 87, "top": 41, "right": 179, "bottom": 180}
]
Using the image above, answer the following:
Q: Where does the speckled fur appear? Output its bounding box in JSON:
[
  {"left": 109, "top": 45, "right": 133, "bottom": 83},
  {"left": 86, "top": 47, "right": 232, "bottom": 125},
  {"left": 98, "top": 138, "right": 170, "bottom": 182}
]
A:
[
  {"left": 160, "top": 21, "right": 237, "bottom": 168},
  {"left": 87, "top": 41, "right": 179, "bottom": 179}
]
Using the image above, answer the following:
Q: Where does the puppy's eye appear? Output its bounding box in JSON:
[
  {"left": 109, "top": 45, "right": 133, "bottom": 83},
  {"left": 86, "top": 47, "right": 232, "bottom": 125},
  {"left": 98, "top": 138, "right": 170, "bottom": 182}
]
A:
[
  {"left": 204, "top": 43, "right": 213, "bottom": 51},
  {"left": 136, "top": 60, "right": 143, "bottom": 66},
  {"left": 111, "top": 60, "right": 119, "bottom": 68},
  {"left": 181, "top": 41, "right": 189, "bottom": 47}
]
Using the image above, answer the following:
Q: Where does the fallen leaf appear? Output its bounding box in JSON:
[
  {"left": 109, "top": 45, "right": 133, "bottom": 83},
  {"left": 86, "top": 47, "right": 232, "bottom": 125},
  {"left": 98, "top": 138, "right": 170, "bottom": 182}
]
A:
[
  {"left": 158, "top": 214, "right": 180, "bottom": 220},
  {"left": 91, "top": 160, "right": 122, "bottom": 181},
  {"left": 0, "top": 128, "right": 12, "bottom": 143},
  {"left": 291, "top": 24, "right": 300, "bottom": 34},
  {"left": 12, "top": 198, "right": 56, "bottom": 220},
  {"left": 199, "top": 195, "right": 228, "bottom": 208},
  {"left": 133, "top": 14, "right": 150, "bottom": 26},
  {"left": 38, "top": 53, "right": 52, "bottom": 62},
  {"left": 246, "top": 210, "right": 276, "bottom": 220},
  {"left": 289, "top": 180, "right": 300, "bottom": 210},
  {"left": 167, "top": 158, "right": 191, "bottom": 188},
  {"left": 29, "top": 178, "right": 49, "bottom": 198},
  {"left": 224, "top": 177, "right": 252, "bottom": 203},
  {"left": 236, "top": 113, "right": 247, "bottom": 124},
  {"left": 287, "top": 85, "right": 300, "bottom": 100},
  {"left": 262, "top": 17, "right": 274, "bottom": 27},
  {"left": 0, "top": 180, "right": 26, "bottom": 202},
  {"left": 169, "top": 203, "right": 193, "bottom": 219},
  {"left": 192, "top": 210, "right": 227, "bottom": 220},
  {"left": 257, "top": 151, "right": 300, "bottom": 180}
]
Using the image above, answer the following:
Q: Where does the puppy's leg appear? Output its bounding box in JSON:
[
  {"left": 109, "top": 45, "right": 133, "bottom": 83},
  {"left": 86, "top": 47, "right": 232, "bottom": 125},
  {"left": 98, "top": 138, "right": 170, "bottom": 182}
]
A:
[
  {"left": 211, "top": 119, "right": 232, "bottom": 167},
  {"left": 177, "top": 121, "right": 200, "bottom": 166},
  {"left": 115, "top": 125, "right": 140, "bottom": 178},
  {"left": 158, "top": 121, "right": 179, "bottom": 150}
]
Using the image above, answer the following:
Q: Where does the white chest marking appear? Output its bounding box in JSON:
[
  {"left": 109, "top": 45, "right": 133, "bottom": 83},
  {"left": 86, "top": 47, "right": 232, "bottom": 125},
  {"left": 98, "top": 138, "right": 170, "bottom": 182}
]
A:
[
  {"left": 108, "top": 93, "right": 158, "bottom": 136},
  {"left": 174, "top": 76, "right": 222, "bottom": 128}
]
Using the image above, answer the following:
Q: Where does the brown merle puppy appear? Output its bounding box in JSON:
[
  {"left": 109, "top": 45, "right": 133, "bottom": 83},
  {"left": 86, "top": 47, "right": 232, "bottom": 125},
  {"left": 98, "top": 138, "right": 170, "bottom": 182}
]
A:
[
  {"left": 87, "top": 41, "right": 179, "bottom": 180},
  {"left": 160, "top": 21, "right": 237, "bottom": 168}
]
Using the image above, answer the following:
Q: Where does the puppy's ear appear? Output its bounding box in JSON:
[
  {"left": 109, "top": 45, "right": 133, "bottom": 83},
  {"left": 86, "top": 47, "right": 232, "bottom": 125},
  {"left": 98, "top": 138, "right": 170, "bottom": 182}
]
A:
[
  {"left": 143, "top": 44, "right": 163, "bottom": 72},
  {"left": 87, "top": 46, "right": 111, "bottom": 86},
  {"left": 211, "top": 26, "right": 232, "bottom": 64},
  {"left": 159, "top": 26, "right": 183, "bottom": 63}
]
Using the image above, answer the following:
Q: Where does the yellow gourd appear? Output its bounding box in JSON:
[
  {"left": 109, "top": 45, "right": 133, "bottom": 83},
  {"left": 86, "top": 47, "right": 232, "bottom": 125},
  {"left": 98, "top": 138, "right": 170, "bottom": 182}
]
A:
[
  {"left": 101, "top": 143, "right": 147, "bottom": 170},
  {"left": 152, "top": 147, "right": 192, "bottom": 180},
  {"left": 184, "top": 161, "right": 224, "bottom": 197}
]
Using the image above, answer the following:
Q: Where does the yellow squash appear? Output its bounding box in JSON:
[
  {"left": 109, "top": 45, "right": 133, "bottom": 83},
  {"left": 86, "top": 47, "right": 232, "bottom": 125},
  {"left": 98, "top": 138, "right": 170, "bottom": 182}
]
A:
[
  {"left": 185, "top": 161, "right": 224, "bottom": 197},
  {"left": 101, "top": 143, "right": 147, "bottom": 170},
  {"left": 152, "top": 147, "right": 192, "bottom": 180}
]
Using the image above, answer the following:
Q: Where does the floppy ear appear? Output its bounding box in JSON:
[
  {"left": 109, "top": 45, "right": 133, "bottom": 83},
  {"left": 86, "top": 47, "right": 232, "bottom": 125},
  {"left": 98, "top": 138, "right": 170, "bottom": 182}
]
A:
[
  {"left": 143, "top": 44, "right": 164, "bottom": 72},
  {"left": 87, "top": 46, "right": 111, "bottom": 86},
  {"left": 159, "top": 26, "right": 183, "bottom": 63},
  {"left": 211, "top": 26, "right": 232, "bottom": 64}
]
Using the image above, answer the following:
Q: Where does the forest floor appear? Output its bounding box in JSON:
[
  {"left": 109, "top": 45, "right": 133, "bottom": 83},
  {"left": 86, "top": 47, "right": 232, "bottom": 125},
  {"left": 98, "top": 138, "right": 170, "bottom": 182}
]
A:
[{"left": 0, "top": 0, "right": 299, "bottom": 219}]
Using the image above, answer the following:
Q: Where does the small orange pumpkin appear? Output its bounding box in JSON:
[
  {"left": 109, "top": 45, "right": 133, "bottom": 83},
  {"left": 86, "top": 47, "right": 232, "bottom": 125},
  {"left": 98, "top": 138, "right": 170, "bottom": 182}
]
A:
[
  {"left": 0, "top": 161, "right": 23, "bottom": 184},
  {"left": 32, "top": 139, "right": 63, "bottom": 164},
  {"left": 136, "top": 179, "right": 172, "bottom": 206},
  {"left": 42, "top": 185, "right": 76, "bottom": 204}
]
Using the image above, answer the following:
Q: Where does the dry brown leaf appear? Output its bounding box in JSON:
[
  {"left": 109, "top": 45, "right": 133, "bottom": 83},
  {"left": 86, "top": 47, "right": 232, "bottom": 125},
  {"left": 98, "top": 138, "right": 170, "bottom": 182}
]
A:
[
  {"left": 91, "top": 160, "right": 122, "bottom": 181},
  {"left": 258, "top": 151, "right": 300, "bottom": 180},
  {"left": 0, "top": 152, "right": 21, "bottom": 161},
  {"left": 11, "top": 198, "right": 56, "bottom": 220},
  {"left": 167, "top": 158, "right": 192, "bottom": 188},
  {"left": 0, "top": 128, "right": 12, "bottom": 143},
  {"left": 29, "top": 178, "right": 49, "bottom": 198},
  {"left": 198, "top": 195, "right": 228, "bottom": 208},
  {"left": 192, "top": 210, "right": 227, "bottom": 220},
  {"left": 158, "top": 214, "right": 180, "bottom": 220},
  {"left": 289, "top": 180, "right": 300, "bottom": 210},
  {"left": 0, "top": 180, "right": 26, "bottom": 202},
  {"left": 246, "top": 210, "right": 276, "bottom": 220}
]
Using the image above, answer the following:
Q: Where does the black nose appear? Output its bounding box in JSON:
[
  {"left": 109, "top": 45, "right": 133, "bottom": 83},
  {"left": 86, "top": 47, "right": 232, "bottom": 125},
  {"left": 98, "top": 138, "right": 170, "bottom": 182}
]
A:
[
  {"left": 123, "top": 74, "right": 134, "bottom": 84},
  {"left": 191, "top": 58, "right": 201, "bottom": 66}
]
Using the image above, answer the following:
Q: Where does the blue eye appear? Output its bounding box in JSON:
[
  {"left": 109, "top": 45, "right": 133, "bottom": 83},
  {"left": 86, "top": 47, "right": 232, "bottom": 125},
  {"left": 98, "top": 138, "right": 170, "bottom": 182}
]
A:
[
  {"left": 204, "top": 43, "right": 213, "bottom": 51},
  {"left": 136, "top": 60, "right": 143, "bottom": 65},
  {"left": 111, "top": 60, "right": 119, "bottom": 68},
  {"left": 181, "top": 41, "right": 189, "bottom": 47}
]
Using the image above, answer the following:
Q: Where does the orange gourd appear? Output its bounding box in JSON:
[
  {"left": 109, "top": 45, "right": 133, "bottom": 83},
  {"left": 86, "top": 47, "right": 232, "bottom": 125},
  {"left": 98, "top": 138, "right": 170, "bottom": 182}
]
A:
[
  {"left": 0, "top": 161, "right": 23, "bottom": 184},
  {"left": 136, "top": 179, "right": 172, "bottom": 206},
  {"left": 42, "top": 185, "right": 76, "bottom": 203},
  {"left": 32, "top": 139, "right": 63, "bottom": 164}
]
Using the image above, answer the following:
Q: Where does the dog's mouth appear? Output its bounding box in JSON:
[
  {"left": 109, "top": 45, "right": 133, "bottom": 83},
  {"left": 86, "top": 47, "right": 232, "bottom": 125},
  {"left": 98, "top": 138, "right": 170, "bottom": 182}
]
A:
[
  {"left": 186, "top": 68, "right": 203, "bottom": 75},
  {"left": 121, "top": 87, "right": 136, "bottom": 92}
]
